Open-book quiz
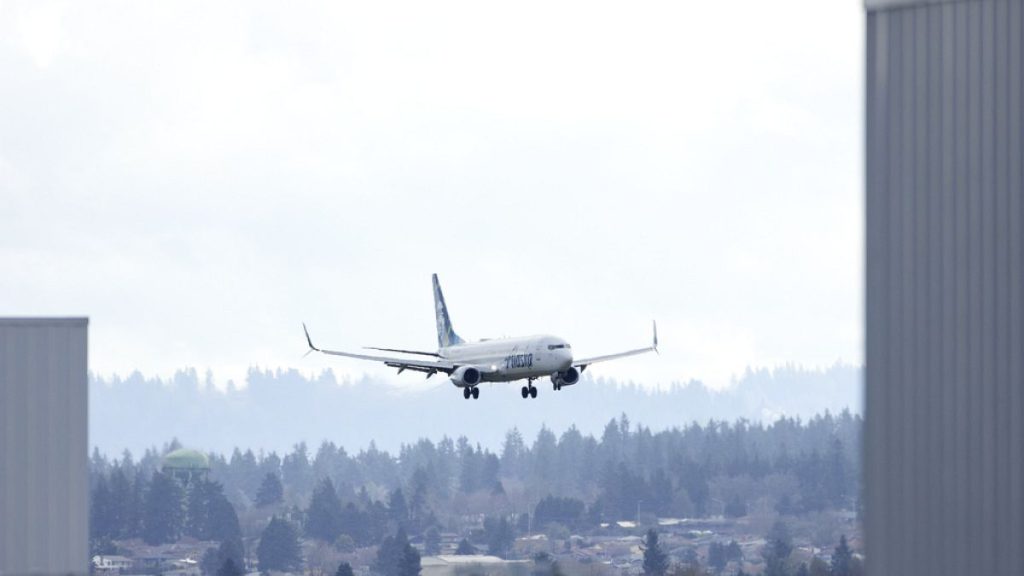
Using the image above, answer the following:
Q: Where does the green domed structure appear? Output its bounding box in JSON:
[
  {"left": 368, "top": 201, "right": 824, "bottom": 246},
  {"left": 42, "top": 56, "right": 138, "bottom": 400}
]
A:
[{"left": 162, "top": 448, "right": 210, "bottom": 483}]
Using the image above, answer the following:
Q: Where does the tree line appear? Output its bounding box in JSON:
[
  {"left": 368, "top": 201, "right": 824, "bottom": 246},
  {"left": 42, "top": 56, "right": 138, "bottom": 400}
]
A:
[{"left": 89, "top": 410, "right": 860, "bottom": 573}]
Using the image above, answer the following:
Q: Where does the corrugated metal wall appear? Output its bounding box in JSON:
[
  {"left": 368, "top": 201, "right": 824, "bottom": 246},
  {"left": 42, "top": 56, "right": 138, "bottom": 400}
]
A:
[
  {"left": 865, "top": 0, "right": 1024, "bottom": 574},
  {"left": 0, "top": 318, "right": 89, "bottom": 576}
]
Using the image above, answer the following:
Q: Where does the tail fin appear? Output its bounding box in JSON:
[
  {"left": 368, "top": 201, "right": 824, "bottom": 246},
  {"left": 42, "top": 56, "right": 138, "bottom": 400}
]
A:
[{"left": 433, "top": 274, "right": 464, "bottom": 348}]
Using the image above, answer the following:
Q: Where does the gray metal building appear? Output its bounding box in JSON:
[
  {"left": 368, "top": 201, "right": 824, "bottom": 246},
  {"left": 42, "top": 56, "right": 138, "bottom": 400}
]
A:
[
  {"left": 1, "top": 318, "right": 89, "bottom": 576},
  {"left": 865, "top": 0, "right": 1024, "bottom": 574}
]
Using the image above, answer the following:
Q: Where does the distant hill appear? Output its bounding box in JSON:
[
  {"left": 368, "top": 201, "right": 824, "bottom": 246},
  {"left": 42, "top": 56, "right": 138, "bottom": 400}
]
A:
[{"left": 89, "top": 364, "right": 860, "bottom": 455}]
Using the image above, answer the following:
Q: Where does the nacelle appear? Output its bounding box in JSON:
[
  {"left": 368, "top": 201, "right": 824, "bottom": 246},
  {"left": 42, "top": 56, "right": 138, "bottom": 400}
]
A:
[
  {"left": 550, "top": 367, "right": 580, "bottom": 388},
  {"left": 450, "top": 365, "right": 482, "bottom": 388}
]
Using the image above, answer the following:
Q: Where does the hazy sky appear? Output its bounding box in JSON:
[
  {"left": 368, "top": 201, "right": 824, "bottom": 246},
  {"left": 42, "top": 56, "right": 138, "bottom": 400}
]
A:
[{"left": 0, "top": 1, "right": 863, "bottom": 390}]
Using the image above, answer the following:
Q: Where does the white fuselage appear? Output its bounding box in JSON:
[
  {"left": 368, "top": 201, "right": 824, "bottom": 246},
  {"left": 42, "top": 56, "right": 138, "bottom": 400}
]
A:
[{"left": 440, "top": 335, "right": 573, "bottom": 382}]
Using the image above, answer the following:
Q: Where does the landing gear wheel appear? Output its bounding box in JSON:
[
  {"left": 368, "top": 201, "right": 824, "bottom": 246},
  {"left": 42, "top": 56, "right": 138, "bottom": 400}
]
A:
[
  {"left": 472, "top": 387, "right": 480, "bottom": 399},
  {"left": 521, "top": 386, "right": 529, "bottom": 399},
  {"left": 463, "top": 387, "right": 471, "bottom": 399},
  {"left": 530, "top": 386, "right": 538, "bottom": 399}
]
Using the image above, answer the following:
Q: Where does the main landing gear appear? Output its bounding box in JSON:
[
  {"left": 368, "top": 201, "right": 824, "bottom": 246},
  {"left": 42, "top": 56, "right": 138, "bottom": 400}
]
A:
[
  {"left": 463, "top": 386, "right": 480, "bottom": 400},
  {"left": 521, "top": 379, "right": 538, "bottom": 399}
]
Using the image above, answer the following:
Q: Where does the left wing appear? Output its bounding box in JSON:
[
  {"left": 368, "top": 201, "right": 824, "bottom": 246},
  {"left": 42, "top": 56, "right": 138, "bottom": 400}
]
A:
[
  {"left": 573, "top": 320, "right": 658, "bottom": 372},
  {"left": 303, "top": 323, "right": 457, "bottom": 376}
]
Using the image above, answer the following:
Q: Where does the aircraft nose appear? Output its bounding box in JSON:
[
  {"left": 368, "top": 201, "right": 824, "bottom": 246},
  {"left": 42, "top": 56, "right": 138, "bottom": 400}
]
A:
[{"left": 560, "top": 348, "right": 573, "bottom": 367}]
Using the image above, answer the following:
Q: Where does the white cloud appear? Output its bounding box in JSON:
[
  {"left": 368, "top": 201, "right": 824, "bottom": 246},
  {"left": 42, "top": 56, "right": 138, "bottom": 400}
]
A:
[
  {"left": 0, "top": 0, "right": 864, "bottom": 390},
  {"left": 4, "top": 1, "right": 65, "bottom": 68}
]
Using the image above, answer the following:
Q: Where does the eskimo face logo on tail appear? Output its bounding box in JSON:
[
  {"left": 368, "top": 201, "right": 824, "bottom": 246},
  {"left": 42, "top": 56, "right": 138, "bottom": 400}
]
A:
[{"left": 433, "top": 274, "right": 464, "bottom": 348}]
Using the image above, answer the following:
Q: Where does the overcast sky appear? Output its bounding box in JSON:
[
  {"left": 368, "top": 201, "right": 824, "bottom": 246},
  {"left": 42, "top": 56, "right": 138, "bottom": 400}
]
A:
[{"left": 0, "top": 1, "right": 863, "bottom": 390}]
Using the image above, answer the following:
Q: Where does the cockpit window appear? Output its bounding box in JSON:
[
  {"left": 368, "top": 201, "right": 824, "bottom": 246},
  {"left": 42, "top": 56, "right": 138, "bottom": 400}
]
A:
[{"left": 548, "top": 344, "right": 568, "bottom": 350}]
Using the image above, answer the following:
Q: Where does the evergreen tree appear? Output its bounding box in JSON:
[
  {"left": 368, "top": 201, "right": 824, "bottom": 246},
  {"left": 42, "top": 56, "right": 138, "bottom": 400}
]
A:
[
  {"left": 216, "top": 558, "right": 243, "bottom": 576},
  {"left": 339, "top": 502, "right": 370, "bottom": 546},
  {"left": 389, "top": 488, "right": 410, "bottom": 526},
  {"left": 185, "top": 479, "right": 240, "bottom": 542},
  {"left": 335, "top": 562, "right": 355, "bottom": 576},
  {"left": 808, "top": 558, "right": 829, "bottom": 576},
  {"left": 255, "top": 472, "right": 284, "bottom": 507},
  {"left": 649, "top": 469, "right": 674, "bottom": 516},
  {"left": 142, "top": 471, "right": 185, "bottom": 545},
  {"left": 306, "top": 478, "right": 343, "bottom": 542},
  {"left": 707, "top": 542, "right": 726, "bottom": 573},
  {"left": 726, "top": 540, "right": 742, "bottom": 563},
  {"left": 126, "top": 469, "right": 147, "bottom": 538},
  {"left": 90, "top": 536, "right": 119, "bottom": 556},
  {"left": 375, "top": 532, "right": 402, "bottom": 576},
  {"left": 207, "top": 492, "right": 242, "bottom": 542},
  {"left": 455, "top": 538, "right": 476, "bottom": 555},
  {"left": 826, "top": 438, "right": 848, "bottom": 506},
  {"left": 480, "top": 454, "right": 501, "bottom": 492},
  {"left": 484, "top": 516, "right": 515, "bottom": 559},
  {"left": 775, "top": 494, "right": 798, "bottom": 516},
  {"left": 366, "top": 500, "right": 391, "bottom": 545},
  {"left": 374, "top": 529, "right": 420, "bottom": 576},
  {"left": 282, "top": 442, "right": 313, "bottom": 498},
  {"left": 108, "top": 467, "right": 134, "bottom": 538},
  {"left": 831, "top": 535, "right": 853, "bottom": 576},
  {"left": 202, "top": 538, "right": 244, "bottom": 576},
  {"left": 501, "top": 428, "right": 526, "bottom": 477},
  {"left": 642, "top": 530, "right": 669, "bottom": 576},
  {"left": 531, "top": 552, "right": 565, "bottom": 576},
  {"left": 186, "top": 479, "right": 213, "bottom": 539},
  {"left": 90, "top": 474, "right": 115, "bottom": 540},
  {"left": 409, "top": 468, "right": 430, "bottom": 528},
  {"left": 400, "top": 540, "right": 422, "bottom": 576},
  {"left": 724, "top": 496, "right": 747, "bottom": 518},
  {"left": 677, "top": 463, "right": 710, "bottom": 516},
  {"left": 762, "top": 521, "right": 793, "bottom": 576},
  {"left": 201, "top": 545, "right": 220, "bottom": 574},
  {"left": 424, "top": 526, "right": 441, "bottom": 556},
  {"left": 257, "top": 516, "right": 302, "bottom": 573},
  {"left": 534, "top": 496, "right": 585, "bottom": 530}
]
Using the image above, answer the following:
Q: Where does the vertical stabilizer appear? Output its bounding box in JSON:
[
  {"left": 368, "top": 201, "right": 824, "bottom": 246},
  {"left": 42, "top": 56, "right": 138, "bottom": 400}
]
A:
[{"left": 432, "top": 274, "right": 464, "bottom": 348}]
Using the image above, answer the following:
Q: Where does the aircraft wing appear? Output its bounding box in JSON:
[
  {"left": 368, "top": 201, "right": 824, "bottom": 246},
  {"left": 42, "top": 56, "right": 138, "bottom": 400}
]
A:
[
  {"left": 573, "top": 320, "right": 658, "bottom": 372},
  {"left": 303, "top": 324, "right": 457, "bottom": 376}
]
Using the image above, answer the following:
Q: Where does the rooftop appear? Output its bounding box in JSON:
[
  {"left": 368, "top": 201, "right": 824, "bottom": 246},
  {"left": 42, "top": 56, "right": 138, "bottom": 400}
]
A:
[{"left": 425, "top": 556, "right": 529, "bottom": 566}]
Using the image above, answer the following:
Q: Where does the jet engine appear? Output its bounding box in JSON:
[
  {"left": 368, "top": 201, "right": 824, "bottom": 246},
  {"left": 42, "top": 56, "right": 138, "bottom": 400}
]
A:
[
  {"left": 450, "top": 366, "right": 482, "bottom": 388},
  {"left": 550, "top": 367, "right": 580, "bottom": 388}
]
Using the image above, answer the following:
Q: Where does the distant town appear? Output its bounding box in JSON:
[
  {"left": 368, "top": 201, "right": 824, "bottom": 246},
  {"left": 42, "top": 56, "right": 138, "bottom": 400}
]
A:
[{"left": 89, "top": 412, "right": 862, "bottom": 576}]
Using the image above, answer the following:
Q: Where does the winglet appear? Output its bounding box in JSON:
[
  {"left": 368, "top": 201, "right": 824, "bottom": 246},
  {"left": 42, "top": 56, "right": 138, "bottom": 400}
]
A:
[
  {"left": 651, "top": 315, "right": 659, "bottom": 352},
  {"left": 302, "top": 322, "right": 320, "bottom": 356}
]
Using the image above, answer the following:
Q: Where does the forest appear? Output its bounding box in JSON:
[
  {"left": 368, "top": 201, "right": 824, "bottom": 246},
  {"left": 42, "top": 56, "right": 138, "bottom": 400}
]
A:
[{"left": 89, "top": 410, "right": 861, "bottom": 575}]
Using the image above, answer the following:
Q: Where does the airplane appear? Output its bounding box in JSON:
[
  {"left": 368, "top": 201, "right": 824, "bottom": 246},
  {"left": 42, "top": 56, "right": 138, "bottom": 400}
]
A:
[{"left": 302, "top": 274, "right": 657, "bottom": 400}]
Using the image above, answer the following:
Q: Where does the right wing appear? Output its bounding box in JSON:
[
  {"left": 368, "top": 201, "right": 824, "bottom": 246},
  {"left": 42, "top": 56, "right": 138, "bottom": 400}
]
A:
[
  {"left": 573, "top": 320, "right": 658, "bottom": 372},
  {"left": 303, "top": 323, "right": 457, "bottom": 376}
]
